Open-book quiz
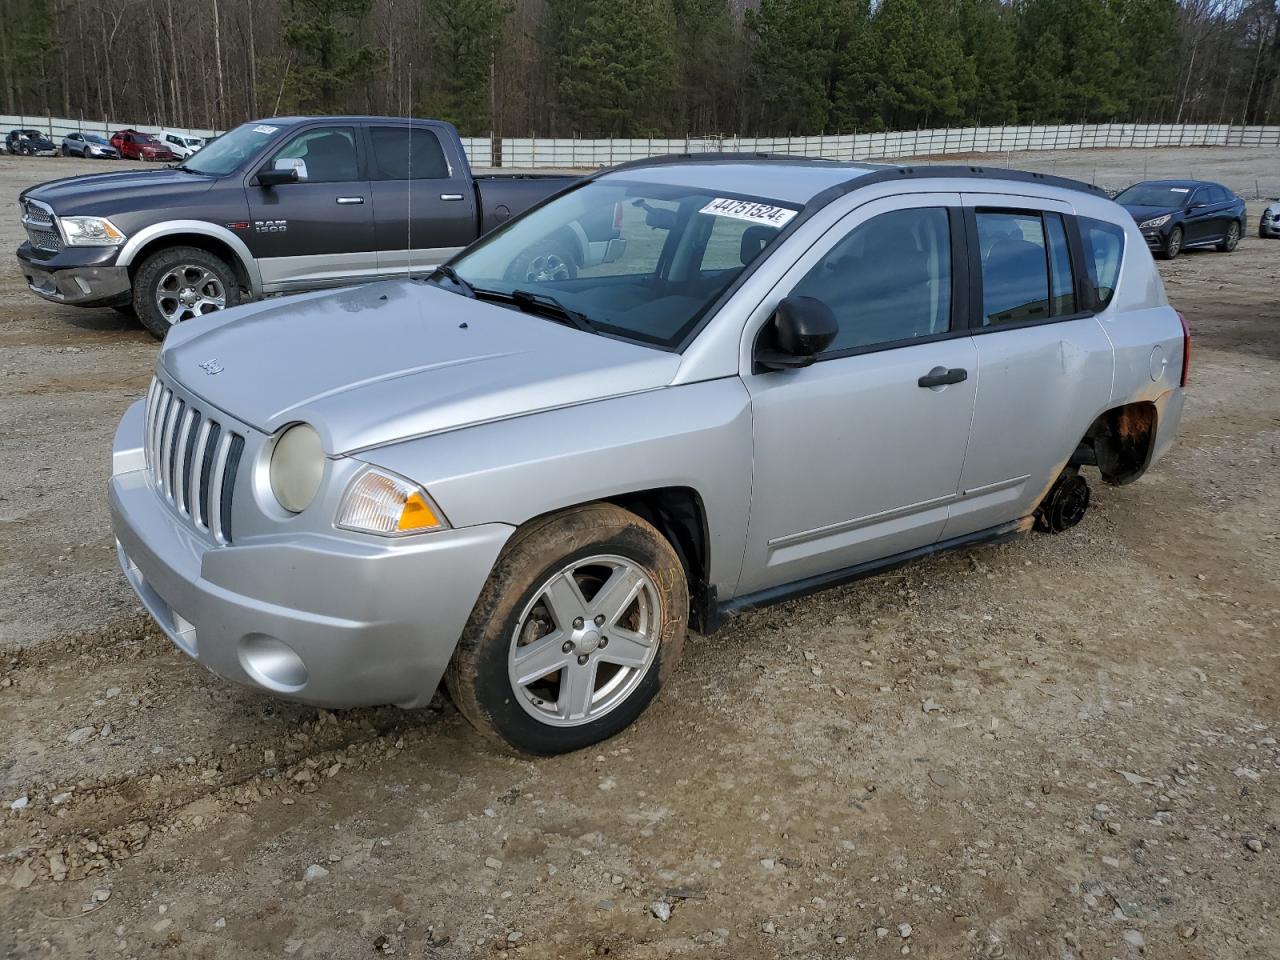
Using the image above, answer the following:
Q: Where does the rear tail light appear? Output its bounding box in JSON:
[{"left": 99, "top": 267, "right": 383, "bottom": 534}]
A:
[{"left": 1177, "top": 310, "right": 1190, "bottom": 387}]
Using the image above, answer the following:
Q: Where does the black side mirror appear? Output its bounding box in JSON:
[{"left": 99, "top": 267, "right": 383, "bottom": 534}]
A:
[
  {"left": 257, "top": 167, "right": 299, "bottom": 188},
  {"left": 756, "top": 296, "right": 838, "bottom": 371}
]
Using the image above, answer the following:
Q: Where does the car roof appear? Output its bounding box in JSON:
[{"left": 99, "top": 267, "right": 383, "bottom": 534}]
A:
[
  {"left": 597, "top": 155, "right": 1103, "bottom": 207},
  {"left": 1126, "top": 178, "right": 1221, "bottom": 190}
]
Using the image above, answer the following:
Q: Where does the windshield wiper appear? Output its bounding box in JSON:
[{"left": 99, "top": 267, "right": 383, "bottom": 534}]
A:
[
  {"left": 508, "top": 288, "right": 597, "bottom": 333},
  {"left": 430, "top": 264, "right": 476, "bottom": 298}
]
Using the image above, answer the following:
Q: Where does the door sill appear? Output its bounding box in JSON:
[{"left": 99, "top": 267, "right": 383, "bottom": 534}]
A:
[{"left": 714, "top": 516, "right": 1033, "bottom": 626}]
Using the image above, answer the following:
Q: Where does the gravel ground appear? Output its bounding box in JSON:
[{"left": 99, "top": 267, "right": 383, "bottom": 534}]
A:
[{"left": 1, "top": 151, "right": 1278, "bottom": 959}]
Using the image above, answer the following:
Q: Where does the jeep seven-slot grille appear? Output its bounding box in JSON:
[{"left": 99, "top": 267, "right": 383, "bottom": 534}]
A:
[
  {"left": 20, "top": 198, "right": 62, "bottom": 253},
  {"left": 143, "top": 376, "right": 244, "bottom": 543}
]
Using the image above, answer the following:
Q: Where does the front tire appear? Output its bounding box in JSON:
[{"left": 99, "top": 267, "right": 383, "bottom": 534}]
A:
[
  {"left": 446, "top": 503, "right": 688, "bottom": 755},
  {"left": 1160, "top": 226, "right": 1183, "bottom": 260},
  {"left": 1217, "top": 220, "right": 1240, "bottom": 252},
  {"left": 131, "top": 246, "right": 239, "bottom": 340}
]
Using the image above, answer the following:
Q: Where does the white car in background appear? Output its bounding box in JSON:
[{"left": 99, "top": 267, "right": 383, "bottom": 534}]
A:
[{"left": 159, "top": 131, "right": 205, "bottom": 159}]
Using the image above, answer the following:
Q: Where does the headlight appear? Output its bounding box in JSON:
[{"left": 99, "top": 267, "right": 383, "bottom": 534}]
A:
[
  {"left": 1139, "top": 215, "right": 1172, "bottom": 229},
  {"left": 60, "top": 215, "right": 126, "bottom": 246},
  {"left": 269, "top": 423, "right": 325, "bottom": 513},
  {"left": 336, "top": 468, "right": 448, "bottom": 537}
]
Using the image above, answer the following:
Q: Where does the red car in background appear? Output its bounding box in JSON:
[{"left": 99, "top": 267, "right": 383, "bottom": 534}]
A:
[{"left": 110, "top": 130, "right": 175, "bottom": 162}]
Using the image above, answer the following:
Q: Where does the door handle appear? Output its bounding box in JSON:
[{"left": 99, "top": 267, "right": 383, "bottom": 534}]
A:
[
  {"left": 336, "top": 196, "right": 364, "bottom": 205},
  {"left": 440, "top": 193, "right": 464, "bottom": 201},
  {"left": 918, "top": 366, "right": 968, "bottom": 388}
]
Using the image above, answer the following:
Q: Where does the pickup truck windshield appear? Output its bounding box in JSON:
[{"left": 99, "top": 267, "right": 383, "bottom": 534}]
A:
[
  {"left": 447, "top": 180, "right": 800, "bottom": 349},
  {"left": 179, "top": 122, "right": 281, "bottom": 176}
]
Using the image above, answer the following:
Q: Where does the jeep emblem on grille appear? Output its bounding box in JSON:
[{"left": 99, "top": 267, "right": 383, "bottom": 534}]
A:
[{"left": 198, "top": 358, "right": 224, "bottom": 376}]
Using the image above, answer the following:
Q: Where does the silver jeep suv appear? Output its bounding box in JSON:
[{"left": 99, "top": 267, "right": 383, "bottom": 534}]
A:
[{"left": 110, "top": 156, "right": 1187, "bottom": 754}]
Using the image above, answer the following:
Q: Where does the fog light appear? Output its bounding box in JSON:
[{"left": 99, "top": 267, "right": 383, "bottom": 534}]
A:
[{"left": 238, "top": 634, "right": 307, "bottom": 692}]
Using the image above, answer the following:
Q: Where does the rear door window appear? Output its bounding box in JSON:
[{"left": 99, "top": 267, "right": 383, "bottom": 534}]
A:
[
  {"left": 367, "top": 126, "right": 450, "bottom": 180},
  {"left": 1078, "top": 217, "right": 1126, "bottom": 310},
  {"left": 975, "top": 212, "right": 1050, "bottom": 325}
]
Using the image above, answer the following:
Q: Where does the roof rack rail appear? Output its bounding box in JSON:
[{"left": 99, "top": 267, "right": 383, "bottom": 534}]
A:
[{"left": 602, "top": 152, "right": 1104, "bottom": 198}]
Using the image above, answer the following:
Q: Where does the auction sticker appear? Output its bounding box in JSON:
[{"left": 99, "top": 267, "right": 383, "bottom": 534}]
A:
[
  {"left": 253, "top": 125, "right": 279, "bottom": 135},
  {"left": 700, "top": 198, "right": 797, "bottom": 227}
]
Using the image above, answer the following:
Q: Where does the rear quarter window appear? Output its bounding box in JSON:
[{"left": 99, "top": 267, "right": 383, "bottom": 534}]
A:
[{"left": 1079, "top": 217, "right": 1126, "bottom": 311}]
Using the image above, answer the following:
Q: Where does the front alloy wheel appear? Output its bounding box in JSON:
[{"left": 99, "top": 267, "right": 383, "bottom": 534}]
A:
[
  {"left": 132, "top": 245, "right": 240, "bottom": 340},
  {"left": 1162, "top": 226, "right": 1183, "bottom": 260},
  {"left": 446, "top": 503, "right": 688, "bottom": 754},
  {"left": 508, "top": 555, "right": 661, "bottom": 727}
]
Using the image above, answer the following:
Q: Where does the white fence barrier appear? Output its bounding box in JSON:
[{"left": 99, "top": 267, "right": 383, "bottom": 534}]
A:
[
  {"left": 0, "top": 113, "right": 493, "bottom": 165},
  {"left": 5, "top": 115, "right": 1274, "bottom": 185},
  {"left": 2, "top": 114, "right": 220, "bottom": 142},
  {"left": 501, "top": 123, "right": 1280, "bottom": 168}
]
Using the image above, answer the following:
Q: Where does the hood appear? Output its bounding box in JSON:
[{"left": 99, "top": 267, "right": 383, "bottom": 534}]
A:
[
  {"left": 23, "top": 168, "right": 213, "bottom": 213},
  {"left": 161, "top": 280, "right": 682, "bottom": 455},
  {"left": 1120, "top": 204, "right": 1180, "bottom": 223}
]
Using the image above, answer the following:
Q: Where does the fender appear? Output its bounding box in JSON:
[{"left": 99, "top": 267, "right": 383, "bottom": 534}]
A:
[{"left": 116, "top": 220, "right": 264, "bottom": 298}]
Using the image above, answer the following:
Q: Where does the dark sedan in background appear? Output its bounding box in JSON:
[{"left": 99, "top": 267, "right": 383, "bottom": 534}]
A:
[{"left": 1114, "top": 179, "right": 1246, "bottom": 259}]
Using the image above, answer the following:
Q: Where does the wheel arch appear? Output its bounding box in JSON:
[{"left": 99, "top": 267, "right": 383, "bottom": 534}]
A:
[
  {"left": 1070, "top": 400, "right": 1158, "bottom": 486},
  {"left": 117, "top": 222, "right": 262, "bottom": 298}
]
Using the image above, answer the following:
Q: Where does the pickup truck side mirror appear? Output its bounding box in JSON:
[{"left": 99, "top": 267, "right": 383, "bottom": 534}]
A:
[
  {"left": 257, "top": 167, "right": 300, "bottom": 188},
  {"left": 755, "top": 296, "right": 838, "bottom": 371}
]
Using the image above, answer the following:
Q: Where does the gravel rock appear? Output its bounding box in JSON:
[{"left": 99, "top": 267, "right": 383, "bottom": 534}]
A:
[
  {"left": 302, "top": 864, "right": 330, "bottom": 882},
  {"left": 1123, "top": 930, "right": 1145, "bottom": 949},
  {"left": 484, "top": 856, "right": 503, "bottom": 870},
  {"left": 1245, "top": 838, "right": 1263, "bottom": 853},
  {"left": 898, "top": 922, "right": 913, "bottom": 938},
  {"left": 650, "top": 901, "right": 672, "bottom": 922},
  {"left": 67, "top": 726, "right": 95, "bottom": 744},
  {"left": 10, "top": 861, "right": 36, "bottom": 890},
  {"left": 9, "top": 796, "right": 29, "bottom": 811}
]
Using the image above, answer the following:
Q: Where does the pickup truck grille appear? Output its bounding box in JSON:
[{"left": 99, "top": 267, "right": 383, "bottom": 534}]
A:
[
  {"left": 144, "top": 376, "right": 245, "bottom": 544},
  {"left": 20, "top": 198, "right": 63, "bottom": 253}
]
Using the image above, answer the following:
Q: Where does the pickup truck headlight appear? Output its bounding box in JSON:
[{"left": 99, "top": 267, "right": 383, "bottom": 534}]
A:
[
  {"left": 1139, "top": 214, "right": 1172, "bottom": 229},
  {"left": 336, "top": 468, "right": 448, "bottom": 536},
  {"left": 269, "top": 423, "right": 325, "bottom": 513},
  {"left": 60, "top": 215, "right": 126, "bottom": 246}
]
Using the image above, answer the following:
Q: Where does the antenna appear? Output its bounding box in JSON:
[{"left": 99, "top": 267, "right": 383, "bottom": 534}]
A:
[{"left": 406, "top": 62, "right": 413, "bottom": 282}]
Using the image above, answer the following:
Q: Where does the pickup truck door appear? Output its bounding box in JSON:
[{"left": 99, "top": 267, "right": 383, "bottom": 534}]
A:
[
  {"left": 737, "top": 195, "right": 978, "bottom": 596},
  {"left": 939, "top": 198, "right": 1114, "bottom": 541},
  {"left": 245, "top": 124, "right": 377, "bottom": 293},
  {"left": 364, "top": 123, "right": 478, "bottom": 275}
]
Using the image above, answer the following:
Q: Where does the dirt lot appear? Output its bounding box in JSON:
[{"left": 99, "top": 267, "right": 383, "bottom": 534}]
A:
[{"left": 1, "top": 151, "right": 1277, "bottom": 960}]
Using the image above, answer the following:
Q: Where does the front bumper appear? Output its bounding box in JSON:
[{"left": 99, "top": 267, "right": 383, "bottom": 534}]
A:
[
  {"left": 16, "top": 242, "right": 132, "bottom": 306},
  {"left": 1260, "top": 219, "right": 1280, "bottom": 238},
  {"left": 109, "top": 400, "right": 513, "bottom": 709}
]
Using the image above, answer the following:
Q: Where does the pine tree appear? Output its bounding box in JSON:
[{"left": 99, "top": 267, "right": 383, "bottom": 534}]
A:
[
  {"left": 419, "top": 0, "right": 512, "bottom": 133},
  {"left": 282, "top": 0, "right": 380, "bottom": 113},
  {"left": 548, "top": 0, "right": 679, "bottom": 136}
]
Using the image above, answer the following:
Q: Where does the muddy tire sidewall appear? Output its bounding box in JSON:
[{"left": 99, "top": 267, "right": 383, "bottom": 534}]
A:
[
  {"left": 445, "top": 504, "right": 688, "bottom": 755},
  {"left": 132, "top": 245, "right": 240, "bottom": 340}
]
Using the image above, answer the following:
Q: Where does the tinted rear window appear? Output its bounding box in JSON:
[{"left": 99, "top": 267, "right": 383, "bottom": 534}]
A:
[
  {"left": 368, "top": 127, "right": 449, "bottom": 180},
  {"left": 1079, "top": 217, "right": 1126, "bottom": 311}
]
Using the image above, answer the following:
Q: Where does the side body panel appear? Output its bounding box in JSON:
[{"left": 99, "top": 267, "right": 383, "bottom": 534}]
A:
[
  {"left": 358, "top": 379, "right": 755, "bottom": 601},
  {"left": 942, "top": 192, "right": 1115, "bottom": 539},
  {"left": 474, "top": 176, "right": 581, "bottom": 235},
  {"left": 733, "top": 192, "right": 981, "bottom": 594}
]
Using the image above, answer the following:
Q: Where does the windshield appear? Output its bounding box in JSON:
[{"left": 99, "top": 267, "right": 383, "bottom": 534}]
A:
[
  {"left": 85, "top": 135, "right": 108, "bottom": 145},
  {"left": 447, "top": 180, "right": 799, "bottom": 349},
  {"left": 1115, "top": 184, "right": 1194, "bottom": 208},
  {"left": 179, "top": 122, "right": 282, "bottom": 176}
]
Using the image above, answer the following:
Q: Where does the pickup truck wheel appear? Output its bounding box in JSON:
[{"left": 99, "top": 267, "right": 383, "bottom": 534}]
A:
[
  {"left": 132, "top": 246, "right": 240, "bottom": 340},
  {"left": 446, "top": 503, "right": 688, "bottom": 755},
  {"left": 506, "top": 239, "right": 578, "bottom": 284}
]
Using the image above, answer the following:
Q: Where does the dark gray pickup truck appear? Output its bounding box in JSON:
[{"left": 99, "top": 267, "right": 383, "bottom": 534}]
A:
[{"left": 16, "top": 116, "right": 603, "bottom": 338}]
